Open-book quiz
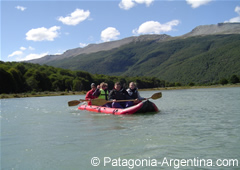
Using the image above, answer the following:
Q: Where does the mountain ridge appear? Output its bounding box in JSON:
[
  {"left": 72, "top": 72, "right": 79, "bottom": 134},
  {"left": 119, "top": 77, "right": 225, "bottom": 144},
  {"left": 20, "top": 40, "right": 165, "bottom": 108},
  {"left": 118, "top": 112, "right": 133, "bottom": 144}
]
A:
[
  {"left": 29, "top": 23, "right": 240, "bottom": 64},
  {"left": 28, "top": 23, "right": 240, "bottom": 85},
  {"left": 182, "top": 23, "right": 240, "bottom": 37},
  {"left": 29, "top": 34, "right": 171, "bottom": 64}
]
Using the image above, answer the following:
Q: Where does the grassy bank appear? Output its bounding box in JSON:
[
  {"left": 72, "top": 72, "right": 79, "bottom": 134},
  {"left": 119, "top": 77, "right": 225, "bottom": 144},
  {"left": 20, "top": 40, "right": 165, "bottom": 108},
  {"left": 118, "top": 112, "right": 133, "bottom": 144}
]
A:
[
  {"left": 0, "top": 91, "right": 87, "bottom": 99},
  {"left": 1, "top": 84, "right": 240, "bottom": 99},
  {"left": 139, "top": 83, "right": 240, "bottom": 91}
]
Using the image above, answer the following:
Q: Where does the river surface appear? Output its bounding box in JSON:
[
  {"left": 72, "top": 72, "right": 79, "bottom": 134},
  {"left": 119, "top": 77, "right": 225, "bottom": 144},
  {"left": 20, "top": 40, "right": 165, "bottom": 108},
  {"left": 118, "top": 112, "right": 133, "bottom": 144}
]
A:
[{"left": 1, "top": 87, "right": 240, "bottom": 169}]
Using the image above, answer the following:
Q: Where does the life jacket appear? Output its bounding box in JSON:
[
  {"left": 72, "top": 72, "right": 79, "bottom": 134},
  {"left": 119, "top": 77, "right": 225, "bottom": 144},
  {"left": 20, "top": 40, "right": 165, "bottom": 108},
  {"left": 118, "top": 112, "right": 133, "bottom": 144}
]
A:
[
  {"left": 85, "top": 89, "right": 97, "bottom": 105},
  {"left": 98, "top": 89, "right": 109, "bottom": 100},
  {"left": 127, "top": 88, "right": 138, "bottom": 99}
]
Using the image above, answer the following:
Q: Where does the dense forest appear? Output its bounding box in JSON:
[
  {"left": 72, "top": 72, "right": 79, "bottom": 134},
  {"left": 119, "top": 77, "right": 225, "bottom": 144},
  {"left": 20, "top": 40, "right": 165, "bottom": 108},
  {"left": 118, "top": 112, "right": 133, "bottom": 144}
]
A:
[
  {"left": 1, "top": 61, "right": 239, "bottom": 94},
  {"left": 0, "top": 61, "right": 167, "bottom": 94}
]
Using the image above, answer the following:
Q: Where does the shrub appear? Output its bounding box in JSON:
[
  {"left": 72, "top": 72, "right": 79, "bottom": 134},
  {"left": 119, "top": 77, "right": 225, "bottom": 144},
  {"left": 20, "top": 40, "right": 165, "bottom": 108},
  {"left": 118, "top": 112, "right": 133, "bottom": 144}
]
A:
[
  {"left": 188, "top": 82, "right": 195, "bottom": 86},
  {"left": 219, "top": 78, "right": 228, "bottom": 85},
  {"left": 229, "top": 75, "right": 240, "bottom": 84}
]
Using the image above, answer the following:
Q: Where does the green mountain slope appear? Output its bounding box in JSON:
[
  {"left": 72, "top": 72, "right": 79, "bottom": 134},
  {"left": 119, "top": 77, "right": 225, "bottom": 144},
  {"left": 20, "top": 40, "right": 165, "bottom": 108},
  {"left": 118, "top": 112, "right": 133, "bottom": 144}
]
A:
[{"left": 45, "top": 34, "right": 240, "bottom": 84}]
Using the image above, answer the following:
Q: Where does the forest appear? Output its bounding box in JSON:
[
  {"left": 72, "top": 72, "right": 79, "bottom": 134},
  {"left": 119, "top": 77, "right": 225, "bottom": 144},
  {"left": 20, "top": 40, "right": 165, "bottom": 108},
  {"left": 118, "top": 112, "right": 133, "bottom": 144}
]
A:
[
  {"left": 1, "top": 61, "right": 239, "bottom": 94},
  {"left": 0, "top": 61, "right": 168, "bottom": 94}
]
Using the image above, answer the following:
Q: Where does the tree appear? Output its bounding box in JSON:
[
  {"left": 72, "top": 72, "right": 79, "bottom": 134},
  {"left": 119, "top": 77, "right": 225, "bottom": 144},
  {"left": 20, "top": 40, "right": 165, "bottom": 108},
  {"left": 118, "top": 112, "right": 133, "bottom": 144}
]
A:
[
  {"left": 175, "top": 82, "right": 182, "bottom": 87},
  {"left": 52, "top": 80, "right": 63, "bottom": 91},
  {"left": 26, "top": 76, "right": 39, "bottom": 91},
  {"left": 219, "top": 78, "right": 228, "bottom": 85},
  {"left": 0, "top": 68, "right": 15, "bottom": 93},
  {"left": 188, "top": 82, "right": 195, "bottom": 86},
  {"left": 229, "top": 75, "right": 240, "bottom": 84},
  {"left": 33, "top": 71, "right": 51, "bottom": 91},
  {"left": 63, "top": 76, "right": 74, "bottom": 91},
  {"left": 75, "top": 71, "right": 93, "bottom": 83},
  {"left": 15, "top": 63, "right": 27, "bottom": 75},
  {"left": 49, "top": 74, "right": 58, "bottom": 82},
  {"left": 8, "top": 68, "right": 25, "bottom": 93},
  {"left": 24, "top": 68, "right": 35, "bottom": 79},
  {"left": 59, "top": 69, "right": 73, "bottom": 76},
  {"left": 73, "top": 79, "right": 82, "bottom": 91}
]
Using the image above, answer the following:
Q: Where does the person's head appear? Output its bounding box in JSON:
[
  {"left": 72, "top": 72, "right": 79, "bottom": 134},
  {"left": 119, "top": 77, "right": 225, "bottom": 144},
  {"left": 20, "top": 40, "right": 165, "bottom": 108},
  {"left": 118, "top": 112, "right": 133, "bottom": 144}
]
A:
[
  {"left": 91, "top": 83, "right": 96, "bottom": 90},
  {"left": 129, "top": 82, "right": 136, "bottom": 90},
  {"left": 114, "top": 82, "right": 121, "bottom": 91},
  {"left": 100, "top": 82, "right": 108, "bottom": 90}
]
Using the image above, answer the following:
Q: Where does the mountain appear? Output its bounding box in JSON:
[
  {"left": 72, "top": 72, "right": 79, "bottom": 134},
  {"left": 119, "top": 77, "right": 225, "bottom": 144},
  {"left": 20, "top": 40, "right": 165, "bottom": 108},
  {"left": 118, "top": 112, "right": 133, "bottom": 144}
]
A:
[
  {"left": 28, "top": 23, "right": 240, "bottom": 84},
  {"left": 29, "top": 34, "right": 170, "bottom": 64},
  {"left": 183, "top": 23, "right": 240, "bottom": 37}
]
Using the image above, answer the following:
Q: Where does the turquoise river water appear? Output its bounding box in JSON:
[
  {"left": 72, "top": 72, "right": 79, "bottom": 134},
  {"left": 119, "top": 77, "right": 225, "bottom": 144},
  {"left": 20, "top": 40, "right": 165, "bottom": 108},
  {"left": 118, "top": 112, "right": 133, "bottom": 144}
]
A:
[{"left": 1, "top": 87, "right": 240, "bottom": 169}]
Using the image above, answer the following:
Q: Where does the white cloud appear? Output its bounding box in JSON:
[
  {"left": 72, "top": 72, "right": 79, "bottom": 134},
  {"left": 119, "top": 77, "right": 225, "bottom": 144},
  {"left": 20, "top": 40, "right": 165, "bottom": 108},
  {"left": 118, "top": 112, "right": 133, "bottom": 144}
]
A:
[
  {"left": 235, "top": 6, "right": 240, "bottom": 15},
  {"left": 26, "top": 26, "right": 60, "bottom": 41},
  {"left": 20, "top": 47, "right": 27, "bottom": 51},
  {"left": 227, "top": 16, "right": 240, "bottom": 23},
  {"left": 8, "top": 46, "right": 35, "bottom": 58},
  {"left": 28, "top": 46, "right": 35, "bottom": 50},
  {"left": 186, "top": 0, "right": 212, "bottom": 8},
  {"left": 119, "top": 0, "right": 154, "bottom": 10},
  {"left": 135, "top": 0, "right": 154, "bottom": 6},
  {"left": 18, "top": 52, "right": 49, "bottom": 61},
  {"left": 54, "top": 49, "right": 65, "bottom": 55},
  {"left": 54, "top": 52, "right": 63, "bottom": 55},
  {"left": 101, "top": 27, "right": 120, "bottom": 42},
  {"left": 225, "top": 6, "right": 240, "bottom": 23},
  {"left": 15, "top": 6, "right": 26, "bottom": 11},
  {"left": 133, "top": 20, "right": 180, "bottom": 35},
  {"left": 119, "top": 0, "right": 136, "bottom": 10},
  {"left": 58, "top": 9, "right": 90, "bottom": 26},
  {"left": 8, "top": 50, "right": 23, "bottom": 58},
  {"left": 79, "top": 43, "right": 88, "bottom": 48}
]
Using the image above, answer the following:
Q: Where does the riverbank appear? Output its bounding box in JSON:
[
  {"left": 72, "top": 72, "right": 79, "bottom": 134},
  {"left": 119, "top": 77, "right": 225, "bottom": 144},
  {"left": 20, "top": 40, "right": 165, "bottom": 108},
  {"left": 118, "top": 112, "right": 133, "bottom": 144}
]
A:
[
  {"left": 0, "top": 91, "right": 87, "bottom": 99},
  {"left": 140, "top": 83, "right": 240, "bottom": 91},
  {"left": 1, "top": 84, "right": 240, "bottom": 99}
]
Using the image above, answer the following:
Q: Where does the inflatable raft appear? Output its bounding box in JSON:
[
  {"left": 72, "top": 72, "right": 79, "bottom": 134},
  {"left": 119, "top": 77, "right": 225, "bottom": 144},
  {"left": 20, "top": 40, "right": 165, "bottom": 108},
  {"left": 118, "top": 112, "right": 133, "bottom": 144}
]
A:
[{"left": 78, "top": 100, "right": 159, "bottom": 115}]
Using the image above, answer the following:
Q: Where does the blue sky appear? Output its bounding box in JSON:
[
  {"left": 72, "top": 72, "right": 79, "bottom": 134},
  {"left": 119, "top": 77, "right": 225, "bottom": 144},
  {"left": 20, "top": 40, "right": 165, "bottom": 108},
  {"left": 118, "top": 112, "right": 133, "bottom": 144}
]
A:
[{"left": 1, "top": 0, "right": 240, "bottom": 62}]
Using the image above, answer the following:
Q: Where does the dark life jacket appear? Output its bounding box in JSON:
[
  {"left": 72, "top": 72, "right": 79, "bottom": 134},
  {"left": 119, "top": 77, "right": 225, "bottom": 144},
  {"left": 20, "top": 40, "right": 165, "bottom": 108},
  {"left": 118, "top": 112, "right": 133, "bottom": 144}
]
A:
[
  {"left": 109, "top": 88, "right": 131, "bottom": 100},
  {"left": 127, "top": 88, "right": 138, "bottom": 99}
]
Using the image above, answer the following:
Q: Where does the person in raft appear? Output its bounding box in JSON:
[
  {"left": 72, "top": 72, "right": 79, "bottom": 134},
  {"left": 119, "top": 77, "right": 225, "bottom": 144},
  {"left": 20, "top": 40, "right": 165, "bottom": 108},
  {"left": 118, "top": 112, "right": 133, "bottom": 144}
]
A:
[
  {"left": 127, "top": 82, "right": 146, "bottom": 103},
  {"left": 109, "top": 82, "right": 133, "bottom": 108},
  {"left": 93, "top": 82, "right": 111, "bottom": 107},
  {"left": 85, "top": 83, "right": 98, "bottom": 105}
]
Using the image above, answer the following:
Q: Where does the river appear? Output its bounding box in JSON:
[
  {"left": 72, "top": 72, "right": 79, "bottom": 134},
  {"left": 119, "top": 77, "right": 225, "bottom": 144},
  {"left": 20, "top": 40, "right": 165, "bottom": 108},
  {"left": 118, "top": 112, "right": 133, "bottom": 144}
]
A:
[{"left": 1, "top": 87, "right": 240, "bottom": 169}]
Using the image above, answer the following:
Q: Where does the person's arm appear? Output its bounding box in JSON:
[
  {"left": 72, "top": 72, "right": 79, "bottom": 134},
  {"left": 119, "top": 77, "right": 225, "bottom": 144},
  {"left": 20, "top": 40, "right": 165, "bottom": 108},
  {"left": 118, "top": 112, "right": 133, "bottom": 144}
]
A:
[
  {"left": 122, "top": 89, "right": 132, "bottom": 100},
  {"left": 85, "top": 91, "right": 91, "bottom": 100},
  {"left": 108, "top": 90, "right": 115, "bottom": 101},
  {"left": 92, "top": 88, "right": 100, "bottom": 97}
]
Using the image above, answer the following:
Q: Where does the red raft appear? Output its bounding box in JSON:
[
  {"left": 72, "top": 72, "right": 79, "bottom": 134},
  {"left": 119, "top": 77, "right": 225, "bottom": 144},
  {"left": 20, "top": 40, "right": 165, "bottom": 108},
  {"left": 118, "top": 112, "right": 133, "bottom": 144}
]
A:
[{"left": 78, "top": 100, "right": 159, "bottom": 115}]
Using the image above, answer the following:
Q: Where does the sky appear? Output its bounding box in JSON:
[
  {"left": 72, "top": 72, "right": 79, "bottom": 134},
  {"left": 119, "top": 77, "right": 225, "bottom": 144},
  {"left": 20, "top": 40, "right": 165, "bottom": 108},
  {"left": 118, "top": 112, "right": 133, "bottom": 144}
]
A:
[{"left": 1, "top": 0, "right": 240, "bottom": 62}]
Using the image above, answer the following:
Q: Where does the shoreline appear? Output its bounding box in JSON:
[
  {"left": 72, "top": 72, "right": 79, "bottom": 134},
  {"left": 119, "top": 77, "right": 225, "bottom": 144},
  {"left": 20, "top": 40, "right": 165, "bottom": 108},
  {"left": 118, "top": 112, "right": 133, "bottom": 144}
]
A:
[
  {"left": 139, "top": 83, "right": 240, "bottom": 91},
  {"left": 0, "top": 91, "right": 87, "bottom": 99},
  {"left": 1, "top": 84, "right": 240, "bottom": 99}
]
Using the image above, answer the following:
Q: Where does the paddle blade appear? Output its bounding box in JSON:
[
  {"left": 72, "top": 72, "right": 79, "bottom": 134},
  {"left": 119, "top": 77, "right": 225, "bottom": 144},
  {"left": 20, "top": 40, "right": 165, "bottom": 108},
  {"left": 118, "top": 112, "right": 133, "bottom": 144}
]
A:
[
  {"left": 91, "top": 99, "right": 108, "bottom": 106},
  {"left": 68, "top": 100, "right": 81, "bottom": 106},
  {"left": 151, "top": 92, "right": 162, "bottom": 100}
]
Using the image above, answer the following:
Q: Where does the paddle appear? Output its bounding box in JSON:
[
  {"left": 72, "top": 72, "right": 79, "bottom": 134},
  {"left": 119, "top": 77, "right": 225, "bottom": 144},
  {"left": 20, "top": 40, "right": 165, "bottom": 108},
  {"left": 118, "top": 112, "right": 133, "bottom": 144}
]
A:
[
  {"left": 146, "top": 91, "right": 162, "bottom": 100},
  {"left": 68, "top": 99, "right": 88, "bottom": 107},
  {"left": 91, "top": 92, "right": 162, "bottom": 106}
]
